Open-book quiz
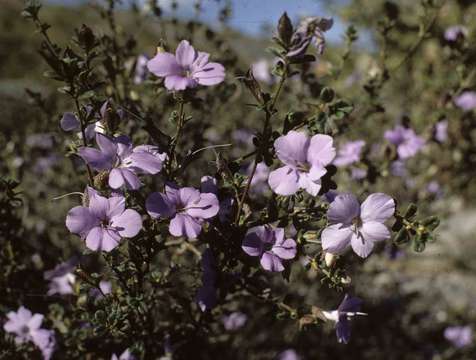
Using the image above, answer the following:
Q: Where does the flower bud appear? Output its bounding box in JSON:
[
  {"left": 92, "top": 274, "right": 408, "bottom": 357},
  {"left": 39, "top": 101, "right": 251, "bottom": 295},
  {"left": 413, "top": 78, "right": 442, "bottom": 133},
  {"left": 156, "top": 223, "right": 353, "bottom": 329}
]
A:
[
  {"left": 421, "top": 216, "right": 440, "bottom": 231},
  {"left": 77, "top": 24, "right": 96, "bottom": 52},
  {"left": 278, "top": 12, "right": 293, "bottom": 46},
  {"left": 404, "top": 203, "right": 418, "bottom": 219},
  {"left": 394, "top": 228, "right": 409, "bottom": 244},
  {"left": 324, "top": 252, "right": 337, "bottom": 267},
  {"left": 320, "top": 87, "right": 335, "bottom": 103},
  {"left": 303, "top": 231, "right": 317, "bottom": 241},
  {"left": 340, "top": 275, "right": 351, "bottom": 285}
]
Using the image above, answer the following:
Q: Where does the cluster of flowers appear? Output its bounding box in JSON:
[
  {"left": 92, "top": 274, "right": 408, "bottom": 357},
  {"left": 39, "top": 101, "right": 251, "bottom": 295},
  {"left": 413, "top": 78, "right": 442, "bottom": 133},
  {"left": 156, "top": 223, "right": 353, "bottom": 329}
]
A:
[
  {"left": 4, "top": 307, "right": 55, "bottom": 359},
  {"left": 6, "top": 23, "right": 473, "bottom": 356},
  {"left": 64, "top": 39, "right": 389, "bottom": 347}
]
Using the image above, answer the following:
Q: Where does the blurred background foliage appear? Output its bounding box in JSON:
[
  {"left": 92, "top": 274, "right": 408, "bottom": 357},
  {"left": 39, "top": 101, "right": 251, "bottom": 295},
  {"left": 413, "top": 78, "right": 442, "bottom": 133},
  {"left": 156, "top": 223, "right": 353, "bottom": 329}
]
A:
[{"left": 1, "top": 0, "right": 475, "bottom": 359}]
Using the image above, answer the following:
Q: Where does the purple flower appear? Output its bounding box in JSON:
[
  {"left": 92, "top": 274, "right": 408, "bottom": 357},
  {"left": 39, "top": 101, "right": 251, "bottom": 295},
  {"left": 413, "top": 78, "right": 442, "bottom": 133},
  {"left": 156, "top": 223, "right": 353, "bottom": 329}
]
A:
[
  {"left": 3, "top": 306, "right": 56, "bottom": 359},
  {"left": 444, "top": 25, "right": 467, "bottom": 42},
  {"left": 444, "top": 326, "right": 473, "bottom": 348},
  {"left": 454, "top": 91, "right": 476, "bottom": 111},
  {"left": 390, "top": 160, "right": 407, "bottom": 177},
  {"left": 268, "top": 131, "right": 336, "bottom": 196},
  {"left": 111, "top": 349, "right": 135, "bottom": 360},
  {"left": 427, "top": 181, "right": 439, "bottom": 193},
  {"left": 242, "top": 225, "right": 297, "bottom": 272},
  {"left": 434, "top": 120, "right": 448, "bottom": 142},
  {"left": 3, "top": 306, "right": 44, "bottom": 344},
  {"left": 60, "top": 112, "right": 80, "bottom": 132},
  {"left": 146, "top": 185, "right": 219, "bottom": 239},
  {"left": 33, "top": 155, "right": 61, "bottom": 174},
  {"left": 322, "top": 294, "right": 366, "bottom": 344},
  {"left": 196, "top": 249, "right": 217, "bottom": 312},
  {"left": 44, "top": 258, "right": 77, "bottom": 296},
  {"left": 277, "top": 349, "right": 301, "bottom": 360},
  {"left": 78, "top": 133, "right": 166, "bottom": 190},
  {"left": 295, "top": 16, "right": 334, "bottom": 53},
  {"left": 200, "top": 176, "right": 234, "bottom": 223},
  {"left": 322, "top": 190, "right": 340, "bottom": 203},
  {"left": 384, "top": 125, "right": 425, "bottom": 159},
  {"left": 350, "top": 167, "right": 367, "bottom": 180},
  {"left": 333, "top": 140, "right": 365, "bottom": 167},
  {"left": 252, "top": 59, "right": 273, "bottom": 84},
  {"left": 90, "top": 280, "right": 112, "bottom": 298},
  {"left": 322, "top": 193, "right": 395, "bottom": 258},
  {"left": 134, "top": 54, "right": 149, "bottom": 84},
  {"left": 26, "top": 133, "right": 55, "bottom": 149},
  {"left": 98, "top": 100, "right": 125, "bottom": 123},
  {"left": 232, "top": 128, "right": 254, "bottom": 146},
  {"left": 66, "top": 187, "right": 142, "bottom": 252},
  {"left": 249, "top": 161, "right": 270, "bottom": 193},
  {"left": 222, "top": 312, "right": 247, "bottom": 331},
  {"left": 99, "top": 280, "right": 112, "bottom": 294},
  {"left": 287, "top": 16, "right": 333, "bottom": 59},
  {"left": 147, "top": 40, "right": 225, "bottom": 91},
  {"left": 32, "top": 328, "right": 56, "bottom": 360}
]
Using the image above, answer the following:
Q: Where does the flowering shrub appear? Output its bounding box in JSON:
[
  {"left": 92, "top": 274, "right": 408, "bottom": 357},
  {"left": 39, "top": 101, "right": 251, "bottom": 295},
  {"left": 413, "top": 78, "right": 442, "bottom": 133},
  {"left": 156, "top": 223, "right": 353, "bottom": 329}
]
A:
[{"left": 1, "top": 0, "right": 475, "bottom": 358}]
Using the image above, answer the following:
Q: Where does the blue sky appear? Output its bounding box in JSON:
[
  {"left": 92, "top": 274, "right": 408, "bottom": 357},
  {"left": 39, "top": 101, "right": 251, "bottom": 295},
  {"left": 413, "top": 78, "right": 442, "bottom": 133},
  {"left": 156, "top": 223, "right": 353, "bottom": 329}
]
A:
[
  {"left": 159, "top": 0, "right": 348, "bottom": 43},
  {"left": 47, "top": 0, "right": 366, "bottom": 46}
]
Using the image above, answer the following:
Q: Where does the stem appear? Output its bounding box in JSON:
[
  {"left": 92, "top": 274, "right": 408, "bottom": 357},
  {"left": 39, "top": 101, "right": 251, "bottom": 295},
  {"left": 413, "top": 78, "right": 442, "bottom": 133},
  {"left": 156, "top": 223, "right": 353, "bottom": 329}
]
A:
[
  {"left": 74, "top": 98, "right": 95, "bottom": 186},
  {"left": 33, "top": 18, "right": 58, "bottom": 59},
  {"left": 168, "top": 99, "right": 185, "bottom": 174},
  {"left": 391, "top": 1, "right": 446, "bottom": 72},
  {"left": 174, "top": 100, "right": 185, "bottom": 149},
  {"left": 234, "top": 71, "right": 287, "bottom": 224}
]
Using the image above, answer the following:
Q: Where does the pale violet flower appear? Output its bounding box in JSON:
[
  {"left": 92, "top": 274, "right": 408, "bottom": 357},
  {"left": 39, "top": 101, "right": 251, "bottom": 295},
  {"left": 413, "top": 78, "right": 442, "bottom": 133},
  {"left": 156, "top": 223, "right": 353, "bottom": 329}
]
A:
[
  {"left": 454, "top": 91, "right": 476, "bottom": 111},
  {"left": 268, "top": 131, "right": 336, "bottom": 196},
  {"left": 32, "top": 329, "right": 56, "bottom": 360},
  {"left": 444, "top": 326, "right": 473, "bottom": 348},
  {"left": 434, "top": 120, "right": 448, "bottom": 142},
  {"left": 147, "top": 40, "right": 225, "bottom": 91},
  {"left": 78, "top": 133, "right": 166, "bottom": 190},
  {"left": 242, "top": 225, "right": 297, "bottom": 272},
  {"left": 44, "top": 259, "right": 77, "bottom": 296},
  {"left": 444, "top": 25, "right": 468, "bottom": 42},
  {"left": 384, "top": 125, "right": 425, "bottom": 159},
  {"left": 200, "top": 176, "right": 234, "bottom": 223},
  {"left": 322, "top": 193, "right": 395, "bottom": 258},
  {"left": 249, "top": 161, "right": 270, "bottom": 193},
  {"left": 277, "top": 349, "right": 301, "bottom": 360},
  {"left": 111, "top": 349, "right": 135, "bottom": 360},
  {"left": 251, "top": 59, "right": 273, "bottom": 84},
  {"left": 322, "top": 294, "right": 366, "bottom": 344},
  {"left": 66, "top": 187, "right": 142, "bottom": 252},
  {"left": 61, "top": 101, "right": 122, "bottom": 140},
  {"left": 222, "top": 312, "right": 247, "bottom": 331},
  {"left": 146, "top": 185, "right": 219, "bottom": 239},
  {"left": 3, "top": 306, "right": 44, "bottom": 344},
  {"left": 333, "top": 140, "right": 365, "bottom": 167},
  {"left": 134, "top": 54, "right": 149, "bottom": 84}
]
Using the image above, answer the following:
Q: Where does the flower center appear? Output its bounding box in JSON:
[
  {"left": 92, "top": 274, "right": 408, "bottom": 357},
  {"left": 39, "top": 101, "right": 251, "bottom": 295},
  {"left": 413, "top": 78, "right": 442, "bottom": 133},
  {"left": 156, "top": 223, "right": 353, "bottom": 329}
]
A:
[
  {"left": 352, "top": 216, "right": 362, "bottom": 228},
  {"left": 181, "top": 68, "right": 192, "bottom": 78},
  {"left": 20, "top": 325, "right": 30, "bottom": 335},
  {"left": 296, "top": 162, "right": 310, "bottom": 172}
]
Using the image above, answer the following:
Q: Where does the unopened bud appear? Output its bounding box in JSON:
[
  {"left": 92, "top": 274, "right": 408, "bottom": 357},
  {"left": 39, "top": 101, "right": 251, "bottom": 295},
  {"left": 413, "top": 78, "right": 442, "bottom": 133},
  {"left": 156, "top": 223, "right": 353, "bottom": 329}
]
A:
[
  {"left": 303, "top": 231, "right": 317, "bottom": 241},
  {"left": 340, "top": 275, "right": 351, "bottom": 285},
  {"left": 324, "top": 252, "right": 337, "bottom": 267}
]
